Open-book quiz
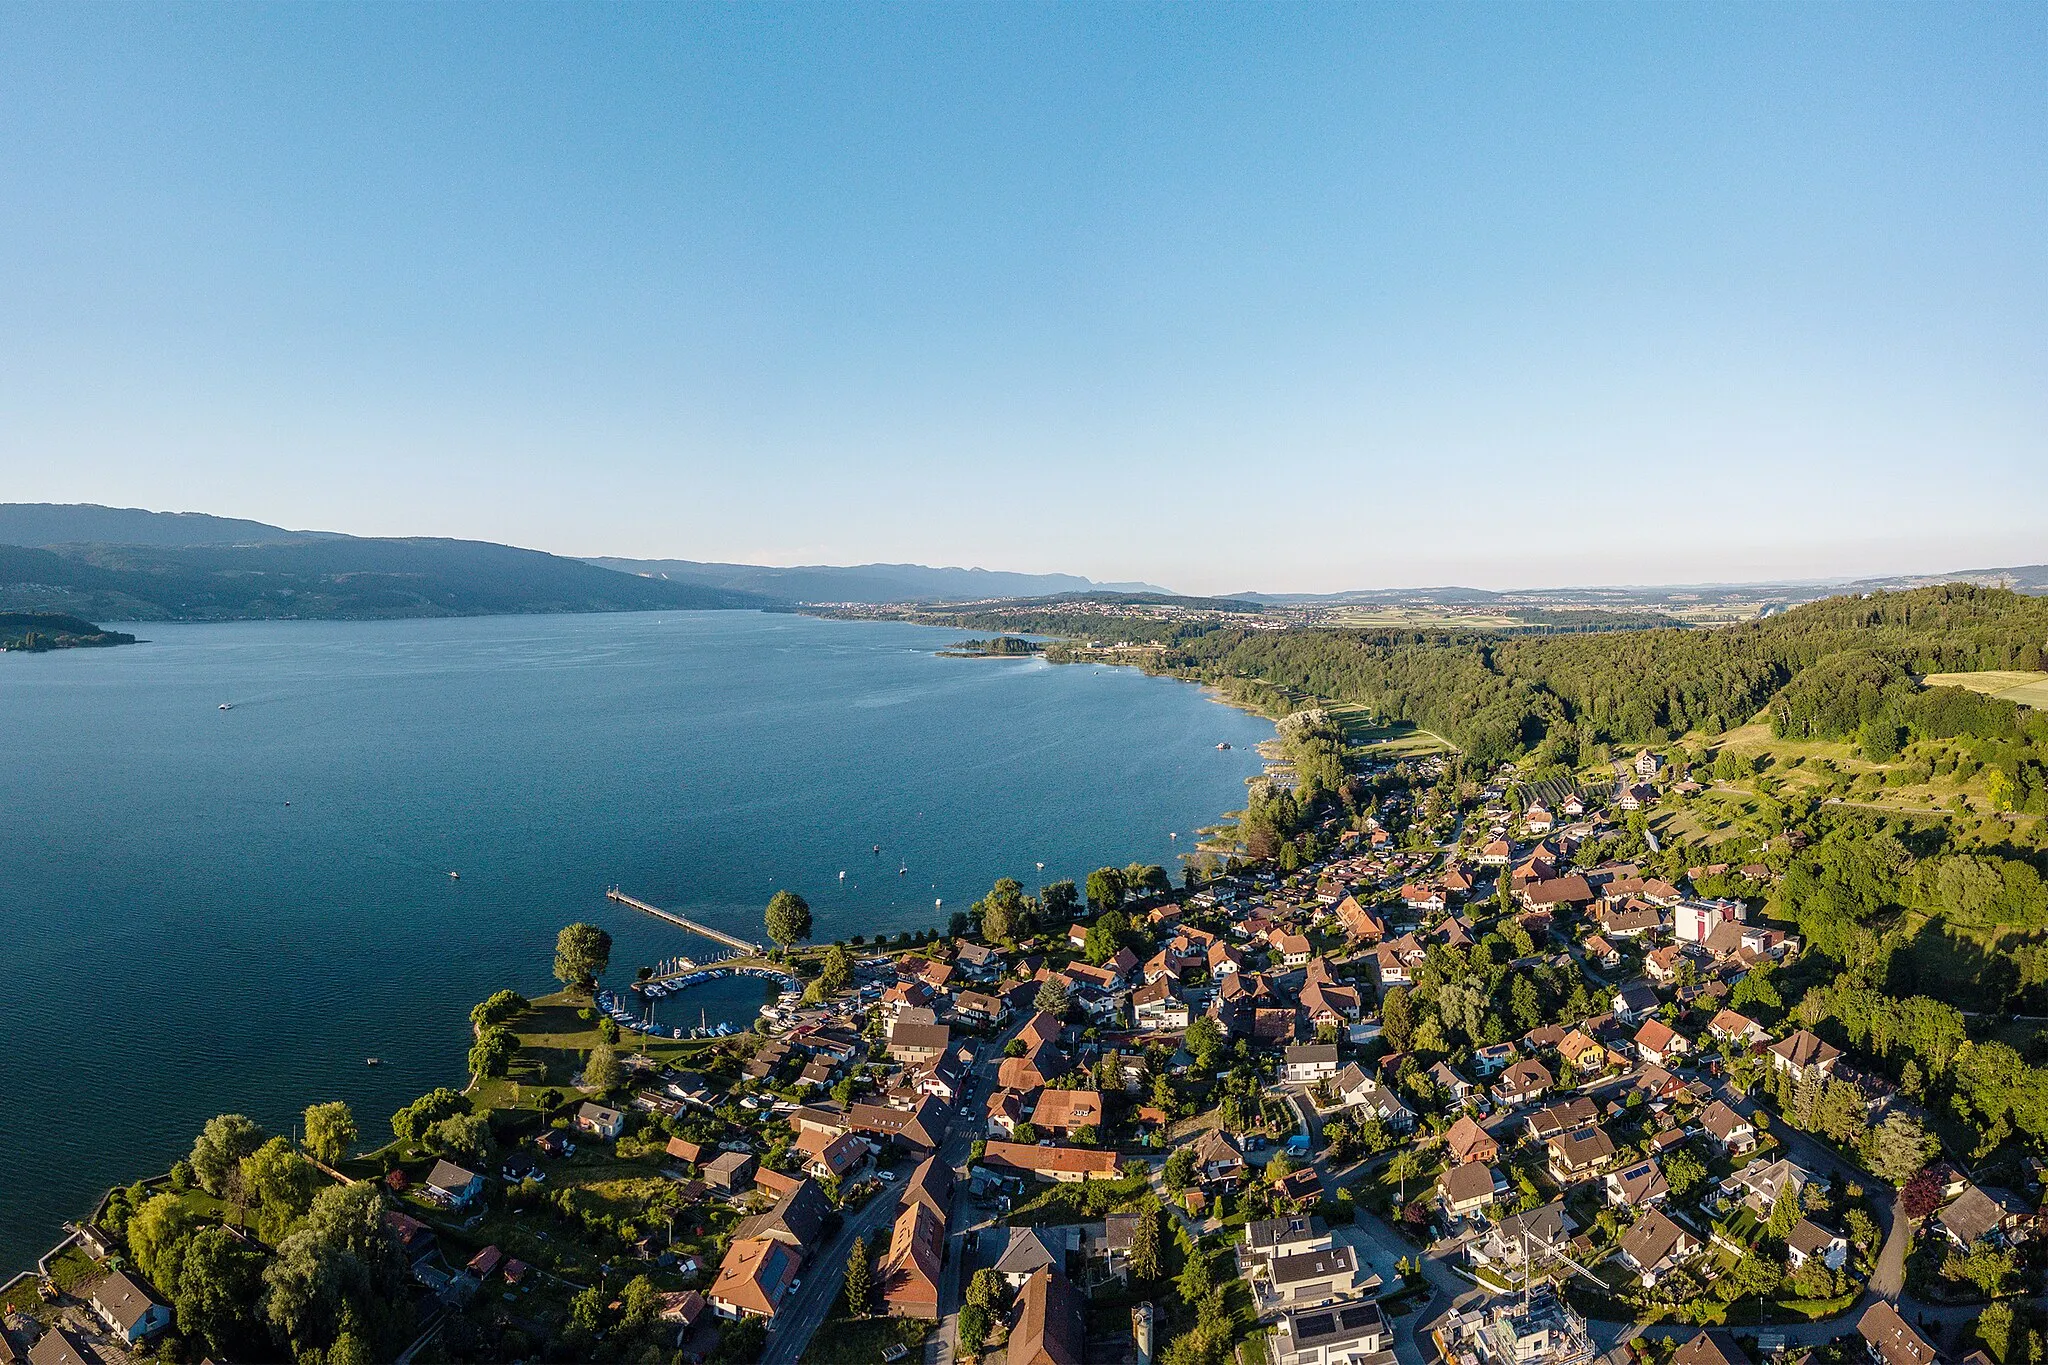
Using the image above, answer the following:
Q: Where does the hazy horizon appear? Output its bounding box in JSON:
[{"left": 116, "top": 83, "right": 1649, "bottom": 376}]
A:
[{"left": 3, "top": 5, "right": 2045, "bottom": 594}]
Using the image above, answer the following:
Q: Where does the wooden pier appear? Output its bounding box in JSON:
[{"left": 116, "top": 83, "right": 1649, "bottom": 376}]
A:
[{"left": 606, "top": 888, "right": 765, "bottom": 955}]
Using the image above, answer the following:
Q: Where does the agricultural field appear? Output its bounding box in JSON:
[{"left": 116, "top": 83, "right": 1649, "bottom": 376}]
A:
[
  {"left": 1326, "top": 704, "right": 1455, "bottom": 758},
  {"left": 1921, "top": 670, "right": 2048, "bottom": 710}
]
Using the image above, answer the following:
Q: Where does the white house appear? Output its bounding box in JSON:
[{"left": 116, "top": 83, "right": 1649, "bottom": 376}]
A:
[{"left": 1285, "top": 1044, "right": 1341, "bottom": 1086}]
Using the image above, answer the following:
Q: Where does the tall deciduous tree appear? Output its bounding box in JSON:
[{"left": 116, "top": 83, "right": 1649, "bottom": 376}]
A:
[
  {"left": 553, "top": 922, "right": 613, "bottom": 992},
  {"left": 302, "top": 1102, "right": 357, "bottom": 1167},
  {"left": 189, "top": 1114, "right": 267, "bottom": 1199},
  {"left": 584, "top": 1041, "right": 623, "bottom": 1093},
  {"left": 765, "top": 890, "right": 813, "bottom": 948},
  {"left": 1085, "top": 867, "right": 1127, "bottom": 911}
]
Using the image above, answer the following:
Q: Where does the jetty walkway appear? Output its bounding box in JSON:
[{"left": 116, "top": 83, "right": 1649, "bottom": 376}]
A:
[{"left": 605, "top": 888, "right": 765, "bottom": 955}]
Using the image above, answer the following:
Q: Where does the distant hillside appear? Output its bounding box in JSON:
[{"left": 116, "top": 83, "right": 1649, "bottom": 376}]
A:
[
  {"left": 0, "top": 539, "right": 772, "bottom": 622},
  {"left": 0, "top": 503, "right": 335, "bottom": 547},
  {"left": 585, "top": 556, "right": 1172, "bottom": 604}
]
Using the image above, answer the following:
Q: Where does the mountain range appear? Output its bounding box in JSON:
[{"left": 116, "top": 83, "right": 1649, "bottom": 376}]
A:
[{"left": 582, "top": 556, "right": 1169, "bottom": 604}]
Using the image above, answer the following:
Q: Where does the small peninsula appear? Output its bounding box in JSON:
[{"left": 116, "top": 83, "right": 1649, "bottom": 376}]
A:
[{"left": 0, "top": 612, "right": 136, "bottom": 651}]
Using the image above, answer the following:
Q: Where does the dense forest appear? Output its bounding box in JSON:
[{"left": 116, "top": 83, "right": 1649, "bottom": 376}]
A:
[
  {"left": 0, "top": 611, "right": 136, "bottom": 650},
  {"left": 1142, "top": 584, "right": 2048, "bottom": 767},
  {"left": 0, "top": 539, "right": 773, "bottom": 621}
]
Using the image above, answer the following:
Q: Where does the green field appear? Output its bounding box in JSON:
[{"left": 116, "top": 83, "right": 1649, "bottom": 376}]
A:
[
  {"left": 1326, "top": 704, "right": 1455, "bottom": 757},
  {"left": 1922, "top": 671, "right": 2048, "bottom": 710}
]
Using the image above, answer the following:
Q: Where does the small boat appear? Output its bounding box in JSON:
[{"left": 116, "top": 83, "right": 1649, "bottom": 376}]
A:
[
  {"left": 838, "top": 870, "right": 846, "bottom": 881},
  {"left": 365, "top": 1057, "right": 381, "bottom": 1067},
  {"left": 1216, "top": 741, "right": 1231, "bottom": 750},
  {"left": 898, "top": 864, "right": 907, "bottom": 875},
  {"left": 448, "top": 871, "right": 460, "bottom": 879},
  {"left": 219, "top": 703, "right": 232, "bottom": 711}
]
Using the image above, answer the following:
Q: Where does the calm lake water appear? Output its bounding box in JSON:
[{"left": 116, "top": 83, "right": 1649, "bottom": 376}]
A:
[{"left": 0, "top": 610, "right": 1269, "bottom": 1270}]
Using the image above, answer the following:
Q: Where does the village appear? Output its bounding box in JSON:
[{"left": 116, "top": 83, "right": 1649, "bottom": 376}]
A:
[{"left": 5, "top": 742, "right": 2043, "bottom": 1365}]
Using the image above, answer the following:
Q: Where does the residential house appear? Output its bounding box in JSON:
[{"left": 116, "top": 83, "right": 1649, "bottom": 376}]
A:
[
  {"left": 1269, "top": 1245, "right": 1361, "bottom": 1306},
  {"left": 1401, "top": 883, "right": 1447, "bottom": 914},
  {"left": 705, "top": 1149, "right": 759, "bottom": 1192},
  {"left": 1600, "top": 902, "right": 1664, "bottom": 939},
  {"left": 1786, "top": 1220, "right": 1850, "bottom": 1272},
  {"left": 1719, "top": 1157, "right": 1821, "bottom": 1216},
  {"left": 88, "top": 1270, "right": 170, "bottom": 1344},
  {"left": 1582, "top": 935, "right": 1622, "bottom": 969},
  {"left": 1557, "top": 1030, "right": 1609, "bottom": 1075},
  {"left": 1245, "top": 1215, "right": 1333, "bottom": 1267},
  {"left": 955, "top": 941, "right": 1004, "bottom": 980},
  {"left": 1193, "top": 1129, "right": 1247, "bottom": 1186},
  {"left": 1646, "top": 945, "right": 1695, "bottom": 983},
  {"left": 1698, "top": 1100, "right": 1758, "bottom": 1155},
  {"left": 850, "top": 1097, "right": 949, "bottom": 1154},
  {"left": 1859, "top": 1301, "right": 1939, "bottom": 1365},
  {"left": 1336, "top": 896, "right": 1387, "bottom": 945},
  {"left": 1636, "top": 749, "right": 1663, "bottom": 778},
  {"left": 1521, "top": 876, "right": 1596, "bottom": 912},
  {"left": 1468, "top": 1202, "right": 1576, "bottom": 1275},
  {"left": 1604, "top": 1160, "right": 1669, "bottom": 1210},
  {"left": 576, "top": 1102, "right": 626, "bottom": 1140},
  {"left": 1472, "top": 1042, "right": 1519, "bottom": 1077},
  {"left": 1770, "top": 1030, "right": 1842, "bottom": 1084},
  {"left": 1272, "top": 931, "right": 1315, "bottom": 966},
  {"left": 1445, "top": 1115, "right": 1500, "bottom": 1165},
  {"left": 981, "top": 1141, "right": 1121, "bottom": 1184},
  {"left": 1493, "top": 1058, "right": 1554, "bottom": 1107},
  {"left": 1274, "top": 1299, "right": 1394, "bottom": 1365},
  {"left": 1612, "top": 983, "right": 1660, "bottom": 1025},
  {"left": 878, "top": 1200, "right": 946, "bottom": 1319},
  {"left": 1210, "top": 941, "right": 1246, "bottom": 977},
  {"left": 1672, "top": 1331, "right": 1750, "bottom": 1365},
  {"left": 889, "top": 1020, "right": 953, "bottom": 1067},
  {"left": 733, "top": 1179, "right": 832, "bottom": 1251},
  {"left": 666, "top": 1136, "right": 706, "bottom": 1166},
  {"left": 994, "top": 1226, "right": 1071, "bottom": 1287},
  {"left": 794, "top": 1128, "right": 868, "bottom": 1182},
  {"left": 1634, "top": 1019, "right": 1691, "bottom": 1067},
  {"left": 1524, "top": 804, "right": 1555, "bottom": 834},
  {"left": 25, "top": 1328, "right": 94, "bottom": 1365},
  {"left": 1526, "top": 1097, "right": 1600, "bottom": 1143},
  {"left": 954, "top": 991, "right": 1008, "bottom": 1028},
  {"left": 1940, "top": 1184, "right": 2031, "bottom": 1250},
  {"left": 1546, "top": 1127, "right": 1618, "bottom": 1185},
  {"left": 1010, "top": 1267, "right": 1086, "bottom": 1365},
  {"left": 1707, "top": 1010, "right": 1770, "bottom": 1047},
  {"left": 709, "top": 1237, "right": 802, "bottom": 1320},
  {"left": 426, "top": 1159, "right": 484, "bottom": 1209},
  {"left": 1333, "top": 1064, "right": 1415, "bottom": 1131},
  {"left": 1030, "top": 1089, "right": 1105, "bottom": 1141},
  {"left": 1285, "top": 1044, "right": 1342, "bottom": 1086},
  {"left": 1134, "top": 978, "right": 1190, "bottom": 1031},
  {"left": 1616, "top": 1210, "right": 1702, "bottom": 1287},
  {"left": 1440, "top": 1162, "right": 1501, "bottom": 1217},
  {"left": 1301, "top": 979, "right": 1362, "bottom": 1027},
  {"left": 1429, "top": 1061, "right": 1478, "bottom": 1106}
]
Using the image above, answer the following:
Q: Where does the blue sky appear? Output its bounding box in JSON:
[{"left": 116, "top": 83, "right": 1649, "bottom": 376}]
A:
[{"left": 1, "top": 4, "right": 2043, "bottom": 594}]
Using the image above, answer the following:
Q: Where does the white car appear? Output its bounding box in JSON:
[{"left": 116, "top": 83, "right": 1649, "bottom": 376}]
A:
[{"left": 877, "top": 1170, "right": 897, "bottom": 1182}]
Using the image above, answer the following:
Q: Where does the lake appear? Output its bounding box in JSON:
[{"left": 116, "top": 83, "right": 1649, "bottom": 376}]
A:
[{"left": 0, "top": 610, "right": 1270, "bottom": 1270}]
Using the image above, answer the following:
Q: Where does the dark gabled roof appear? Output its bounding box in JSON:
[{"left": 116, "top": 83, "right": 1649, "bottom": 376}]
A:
[
  {"left": 1860, "top": 1301, "right": 1938, "bottom": 1365},
  {"left": 994, "top": 1225, "right": 1065, "bottom": 1276},
  {"left": 1246, "top": 1214, "right": 1327, "bottom": 1251},
  {"left": 733, "top": 1178, "right": 829, "bottom": 1250},
  {"left": 88, "top": 1269, "right": 163, "bottom": 1333},
  {"left": 1672, "top": 1330, "right": 1750, "bottom": 1365},
  {"left": 901, "top": 1153, "right": 953, "bottom": 1221}
]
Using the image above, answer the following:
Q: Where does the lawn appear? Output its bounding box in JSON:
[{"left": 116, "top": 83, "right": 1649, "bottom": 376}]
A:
[
  {"left": 1325, "top": 705, "right": 1455, "bottom": 758},
  {"left": 466, "top": 992, "right": 742, "bottom": 1110},
  {"left": 798, "top": 1309, "right": 928, "bottom": 1364},
  {"left": 1007, "top": 1173, "right": 1151, "bottom": 1225},
  {"left": 1922, "top": 671, "right": 2048, "bottom": 710}
]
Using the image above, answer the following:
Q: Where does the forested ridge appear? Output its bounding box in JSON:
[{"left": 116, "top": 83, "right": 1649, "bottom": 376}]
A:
[{"left": 1147, "top": 584, "right": 2048, "bottom": 766}]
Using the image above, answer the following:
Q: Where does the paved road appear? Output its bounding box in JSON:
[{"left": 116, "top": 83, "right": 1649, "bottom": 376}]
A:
[{"left": 926, "top": 1030, "right": 1015, "bottom": 1365}]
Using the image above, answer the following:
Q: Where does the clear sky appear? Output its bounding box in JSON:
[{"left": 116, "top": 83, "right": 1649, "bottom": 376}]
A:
[{"left": 2, "top": 4, "right": 2044, "bottom": 595}]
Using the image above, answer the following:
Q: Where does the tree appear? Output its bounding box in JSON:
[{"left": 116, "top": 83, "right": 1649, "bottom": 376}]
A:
[
  {"left": 1902, "top": 1167, "right": 1945, "bottom": 1221},
  {"left": 1663, "top": 1149, "right": 1708, "bottom": 1201},
  {"left": 958, "top": 1303, "right": 991, "bottom": 1359},
  {"left": 469, "top": 1024, "right": 517, "bottom": 1080},
  {"left": 189, "top": 1114, "right": 267, "bottom": 1199},
  {"left": 1164, "top": 1146, "right": 1198, "bottom": 1192},
  {"left": 978, "top": 877, "right": 1031, "bottom": 945},
  {"left": 173, "top": 1225, "right": 264, "bottom": 1359},
  {"left": 765, "top": 890, "right": 813, "bottom": 948},
  {"left": 302, "top": 1102, "right": 357, "bottom": 1167},
  {"left": 242, "top": 1137, "right": 321, "bottom": 1241},
  {"left": 1387, "top": 1149, "right": 1426, "bottom": 1202},
  {"left": 1085, "top": 867, "right": 1127, "bottom": 911},
  {"left": 1866, "top": 1112, "right": 1940, "bottom": 1186},
  {"left": 427, "top": 1112, "right": 492, "bottom": 1164},
  {"left": 553, "top": 922, "right": 613, "bottom": 992},
  {"left": 584, "top": 1041, "right": 623, "bottom": 1092},
  {"left": 1185, "top": 1015, "right": 1225, "bottom": 1070},
  {"left": 1128, "top": 1201, "right": 1162, "bottom": 1280},
  {"left": 818, "top": 945, "right": 854, "bottom": 995},
  {"left": 1042, "top": 879, "right": 1079, "bottom": 920},
  {"left": 128, "top": 1193, "right": 203, "bottom": 1288},
  {"left": 1766, "top": 1180, "right": 1801, "bottom": 1239},
  {"left": 966, "top": 1267, "right": 1007, "bottom": 1315},
  {"left": 469, "top": 989, "right": 529, "bottom": 1030},
  {"left": 1035, "top": 977, "right": 1070, "bottom": 1018},
  {"left": 1085, "top": 912, "right": 1129, "bottom": 965},
  {"left": 1380, "top": 987, "right": 1415, "bottom": 1054},
  {"left": 842, "top": 1231, "right": 874, "bottom": 1317}
]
